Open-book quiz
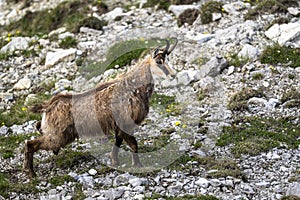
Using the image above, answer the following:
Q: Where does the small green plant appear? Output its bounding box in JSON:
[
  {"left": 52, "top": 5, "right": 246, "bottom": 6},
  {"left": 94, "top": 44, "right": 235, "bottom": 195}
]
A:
[
  {"left": 53, "top": 149, "right": 94, "bottom": 169},
  {"left": 281, "top": 88, "right": 300, "bottom": 108},
  {"left": 244, "top": 0, "right": 298, "bottom": 20},
  {"left": 281, "top": 195, "right": 300, "bottom": 200},
  {"left": 260, "top": 43, "right": 300, "bottom": 68},
  {"left": 217, "top": 117, "right": 300, "bottom": 157},
  {"left": 150, "top": 92, "right": 181, "bottom": 116},
  {"left": 0, "top": 133, "right": 38, "bottom": 159},
  {"left": 74, "top": 16, "right": 107, "bottom": 32},
  {"left": 200, "top": 1, "right": 224, "bottom": 24},
  {"left": 0, "top": 98, "right": 42, "bottom": 127},
  {"left": 2, "top": 0, "right": 108, "bottom": 36},
  {"left": 227, "top": 87, "right": 264, "bottom": 111},
  {"left": 252, "top": 72, "right": 265, "bottom": 80},
  {"left": 197, "top": 89, "right": 207, "bottom": 101},
  {"left": 59, "top": 36, "right": 77, "bottom": 49},
  {"left": 48, "top": 175, "right": 74, "bottom": 186},
  {"left": 142, "top": 0, "right": 172, "bottom": 10},
  {"left": 227, "top": 53, "right": 250, "bottom": 67},
  {"left": 0, "top": 173, "right": 9, "bottom": 198}
]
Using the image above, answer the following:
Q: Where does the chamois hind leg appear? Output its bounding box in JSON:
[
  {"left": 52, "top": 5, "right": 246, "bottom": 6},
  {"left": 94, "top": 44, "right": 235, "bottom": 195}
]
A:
[
  {"left": 110, "top": 135, "right": 123, "bottom": 167},
  {"left": 119, "top": 131, "right": 142, "bottom": 167}
]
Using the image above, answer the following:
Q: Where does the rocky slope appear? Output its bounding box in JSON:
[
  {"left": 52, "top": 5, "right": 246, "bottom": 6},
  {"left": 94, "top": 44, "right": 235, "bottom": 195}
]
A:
[{"left": 0, "top": 0, "right": 299, "bottom": 199}]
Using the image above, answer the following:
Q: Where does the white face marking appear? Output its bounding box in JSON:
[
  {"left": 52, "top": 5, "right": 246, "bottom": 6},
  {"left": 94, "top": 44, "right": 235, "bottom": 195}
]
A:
[{"left": 41, "top": 112, "right": 46, "bottom": 130}]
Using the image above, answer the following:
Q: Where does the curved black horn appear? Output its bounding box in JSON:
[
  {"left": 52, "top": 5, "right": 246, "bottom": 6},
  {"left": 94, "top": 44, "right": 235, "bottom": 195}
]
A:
[
  {"left": 167, "top": 38, "right": 178, "bottom": 55},
  {"left": 153, "top": 46, "right": 161, "bottom": 57},
  {"left": 163, "top": 39, "right": 170, "bottom": 55}
]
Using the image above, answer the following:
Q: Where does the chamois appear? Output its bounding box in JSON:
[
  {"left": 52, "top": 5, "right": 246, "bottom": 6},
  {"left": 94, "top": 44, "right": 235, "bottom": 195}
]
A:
[{"left": 23, "top": 39, "right": 178, "bottom": 177}]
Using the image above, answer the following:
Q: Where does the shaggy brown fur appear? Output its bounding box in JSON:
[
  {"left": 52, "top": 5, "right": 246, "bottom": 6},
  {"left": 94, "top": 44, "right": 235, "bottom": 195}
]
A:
[{"left": 23, "top": 39, "right": 177, "bottom": 177}]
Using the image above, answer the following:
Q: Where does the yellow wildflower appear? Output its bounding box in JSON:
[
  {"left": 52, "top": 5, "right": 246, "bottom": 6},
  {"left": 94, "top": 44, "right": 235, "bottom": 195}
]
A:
[
  {"left": 7, "top": 33, "right": 11, "bottom": 37},
  {"left": 269, "top": 65, "right": 275, "bottom": 70},
  {"left": 1, "top": 122, "right": 4, "bottom": 125},
  {"left": 21, "top": 107, "right": 27, "bottom": 111},
  {"left": 166, "top": 109, "right": 171, "bottom": 113},
  {"left": 174, "top": 121, "right": 181, "bottom": 126},
  {"left": 16, "top": 30, "right": 21, "bottom": 35},
  {"left": 182, "top": 124, "right": 187, "bottom": 128}
]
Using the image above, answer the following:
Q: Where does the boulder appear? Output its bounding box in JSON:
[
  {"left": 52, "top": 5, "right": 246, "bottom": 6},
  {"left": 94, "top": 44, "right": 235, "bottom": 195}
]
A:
[
  {"left": 45, "top": 48, "right": 77, "bottom": 68},
  {"left": 265, "top": 22, "right": 300, "bottom": 46},
  {"left": 168, "top": 5, "right": 200, "bottom": 18},
  {"left": 238, "top": 44, "right": 259, "bottom": 59},
  {"left": 13, "top": 78, "right": 32, "bottom": 90},
  {"left": 1, "top": 37, "right": 29, "bottom": 52}
]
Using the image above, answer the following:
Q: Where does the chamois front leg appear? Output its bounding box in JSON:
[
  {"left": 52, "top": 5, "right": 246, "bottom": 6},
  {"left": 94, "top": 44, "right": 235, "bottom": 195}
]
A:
[
  {"left": 23, "top": 139, "right": 41, "bottom": 178},
  {"left": 110, "top": 135, "right": 123, "bottom": 166},
  {"left": 119, "top": 132, "right": 142, "bottom": 167}
]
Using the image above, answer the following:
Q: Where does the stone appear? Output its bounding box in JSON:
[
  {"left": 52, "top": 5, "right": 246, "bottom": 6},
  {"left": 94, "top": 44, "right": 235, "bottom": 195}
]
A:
[
  {"left": 76, "top": 174, "right": 95, "bottom": 187},
  {"left": 13, "top": 78, "right": 32, "bottom": 90},
  {"left": 1, "top": 37, "right": 29, "bottom": 52},
  {"left": 45, "top": 48, "right": 77, "bottom": 68},
  {"left": 25, "top": 94, "right": 38, "bottom": 105},
  {"left": 287, "top": 7, "right": 300, "bottom": 16},
  {"left": 265, "top": 22, "right": 300, "bottom": 46},
  {"left": 195, "top": 178, "right": 209, "bottom": 188},
  {"left": 0, "top": 125, "right": 8, "bottom": 135},
  {"left": 197, "top": 56, "right": 228, "bottom": 78},
  {"left": 176, "top": 70, "right": 199, "bottom": 86},
  {"left": 185, "top": 31, "right": 214, "bottom": 44},
  {"left": 48, "top": 27, "right": 67, "bottom": 38},
  {"left": 0, "top": 93, "right": 13, "bottom": 101},
  {"left": 168, "top": 5, "right": 200, "bottom": 18},
  {"left": 227, "top": 66, "right": 235, "bottom": 75},
  {"left": 88, "top": 168, "right": 97, "bottom": 176},
  {"left": 238, "top": 44, "right": 259, "bottom": 59},
  {"left": 286, "top": 182, "right": 300, "bottom": 197},
  {"left": 104, "top": 7, "right": 123, "bottom": 21},
  {"left": 58, "top": 32, "right": 75, "bottom": 40},
  {"left": 128, "top": 177, "right": 148, "bottom": 187},
  {"left": 113, "top": 174, "right": 132, "bottom": 187},
  {"left": 212, "top": 13, "right": 222, "bottom": 21},
  {"left": 223, "top": 2, "right": 248, "bottom": 15}
]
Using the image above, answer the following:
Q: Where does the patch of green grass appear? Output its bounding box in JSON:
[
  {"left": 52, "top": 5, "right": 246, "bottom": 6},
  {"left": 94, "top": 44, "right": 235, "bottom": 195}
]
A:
[
  {"left": 0, "top": 98, "right": 42, "bottom": 127},
  {"left": 281, "top": 88, "right": 300, "bottom": 108},
  {"left": 227, "top": 53, "right": 250, "bottom": 67},
  {"left": 244, "top": 0, "right": 298, "bottom": 20},
  {"left": 150, "top": 92, "right": 181, "bottom": 116},
  {"left": 0, "top": 133, "right": 38, "bottom": 159},
  {"left": 260, "top": 43, "right": 300, "bottom": 68},
  {"left": 142, "top": 0, "right": 172, "bottom": 10},
  {"left": 59, "top": 36, "right": 77, "bottom": 49},
  {"left": 281, "top": 196, "right": 300, "bottom": 200},
  {"left": 79, "top": 38, "right": 162, "bottom": 79},
  {"left": 74, "top": 16, "right": 107, "bottom": 33},
  {"left": 0, "top": 173, "right": 40, "bottom": 198},
  {"left": 0, "top": 173, "right": 9, "bottom": 198},
  {"left": 48, "top": 175, "right": 74, "bottom": 186},
  {"left": 168, "top": 155, "right": 244, "bottom": 179},
  {"left": 217, "top": 117, "right": 300, "bottom": 157},
  {"left": 0, "top": 49, "right": 38, "bottom": 61},
  {"left": 2, "top": 0, "right": 108, "bottom": 36},
  {"left": 53, "top": 149, "right": 94, "bottom": 169},
  {"left": 252, "top": 72, "right": 265, "bottom": 80},
  {"left": 227, "top": 87, "right": 264, "bottom": 111},
  {"left": 197, "top": 89, "right": 207, "bottom": 101},
  {"left": 200, "top": 1, "right": 224, "bottom": 24}
]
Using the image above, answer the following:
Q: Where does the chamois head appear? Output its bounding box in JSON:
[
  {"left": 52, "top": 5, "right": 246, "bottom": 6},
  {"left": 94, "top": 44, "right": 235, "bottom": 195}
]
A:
[{"left": 150, "top": 38, "right": 178, "bottom": 78}]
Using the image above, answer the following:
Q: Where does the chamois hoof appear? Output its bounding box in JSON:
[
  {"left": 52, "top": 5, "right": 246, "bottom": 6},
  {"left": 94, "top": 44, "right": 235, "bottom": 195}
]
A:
[{"left": 23, "top": 168, "right": 36, "bottom": 178}]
